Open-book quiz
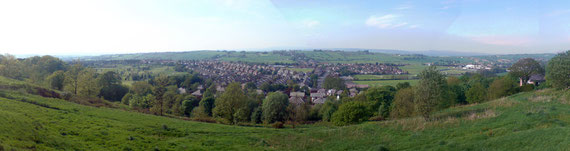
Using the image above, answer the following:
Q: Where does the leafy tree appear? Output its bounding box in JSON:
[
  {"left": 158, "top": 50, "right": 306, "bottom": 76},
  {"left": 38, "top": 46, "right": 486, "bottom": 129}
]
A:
[
  {"left": 414, "top": 66, "right": 447, "bottom": 120},
  {"left": 182, "top": 96, "right": 200, "bottom": 116},
  {"left": 0, "top": 54, "right": 23, "bottom": 79},
  {"left": 487, "top": 76, "right": 518, "bottom": 100},
  {"left": 509, "top": 58, "right": 544, "bottom": 84},
  {"left": 244, "top": 82, "right": 257, "bottom": 90},
  {"left": 446, "top": 76, "right": 467, "bottom": 105},
  {"left": 77, "top": 68, "right": 100, "bottom": 97},
  {"left": 396, "top": 82, "right": 411, "bottom": 90},
  {"left": 151, "top": 75, "right": 169, "bottom": 115},
  {"left": 131, "top": 81, "right": 153, "bottom": 95},
  {"left": 466, "top": 83, "right": 487, "bottom": 104},
  {"left": 99, "top": 84, "right": 129, "bottom": 101},
  {"left": 331, "top": 101, "right": 374, "bottom": 126},
  {"left": 261, "top": 92, "right": 289, "bottom": 124},
  {"left": 213, "top": 83, "right": 249, "bottom": 124},
  {"left": 323, "top": 76, "right": 346, "bottom": 90},
  {"left": 319, "top": 101, "right": 339, "bottom": 122},
  {"left": 250, "top": 107, "right": 262, "bottom": 124},
  {"left": 199, "top": 97, "right": 215, "bottom": 116},
  {"left": 366, "top": 86, "right": 396, "bottom": 118},
  {"left": 546, "top": 50, "right": 570, "bottom": 89},
  {"left": 46, "top": 70, "right": 65, "bottom": 90},
  {"left": 64, "top": 63, "right": 84, "bottom": 94},
  {"left": 390, "top": 87, "right": 415, "bottom": 118},
  {"left": 129, "top": 94, "right": 154, "bottom": 109}
]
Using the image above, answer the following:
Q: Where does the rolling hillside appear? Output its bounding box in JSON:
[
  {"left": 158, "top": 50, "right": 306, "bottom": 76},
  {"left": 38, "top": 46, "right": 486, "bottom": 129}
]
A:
[{"left": 1, "top": 76, "right": 569, "bottom": 150}]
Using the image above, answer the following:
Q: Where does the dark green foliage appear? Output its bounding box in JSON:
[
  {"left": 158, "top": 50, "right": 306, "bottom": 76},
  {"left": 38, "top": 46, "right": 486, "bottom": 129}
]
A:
[
  {"left": 395, "top": 82, "right": 411, "bottom": 90},
  {"left": 466, "top": 83, "right": 487, "bottom": 104},
  {"left": 319, "top": 101, "right": 339, "bottom": 122},
  {"left": 509, "top": 58, "right": 545, "bottom": 84},
  {"left": 99, "top": 84, "right": 129, "bottom": 102},
  {"left": 520, "top": 84, "right": 535, "bottom": 92},
  {"left": 331, "top": 101, "right": 374, "bottom": 126},
  {"left": 250, "top": 107, "right": 262, "bottom": 124},
  {"left": 487, "top": 76, "right": 518, "bottom": 100},
  {"left": 323, "top": 76, "right": 346, "bottom": 90},
  {"left": 390, "top": 87, "right": 415, "bottom": 118},
  {"left": 213, "top": 83, "right": 249, "bottom": 124},
  {"left": 199, "top": 97, "right": 215, "bottom": 116},
  {"left": 366, "top": 86, "right": 396, "bottom": 118},
  {"left": 546, "top": 50, "right": 570, "bottom": 89},
  {"left": 261, "top": 92, "right": 289, "bottom": 124},
  {"left": 46, "top": 70, "right": 65, "bottom": 90},
  {"left": 414, "top": 66, "right": 447, "bottom": 120},
  {"left": 182, "top": 96, "right": 200, "bottom": 116},
  {"left": 244, "top": 82, "right": 257, "bottom": 90}
]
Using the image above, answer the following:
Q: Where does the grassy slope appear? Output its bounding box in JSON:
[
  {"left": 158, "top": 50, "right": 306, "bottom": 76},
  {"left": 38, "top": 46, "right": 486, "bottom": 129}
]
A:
[{"left": 1, "top": 76, "right": 569, "bottom": 150}]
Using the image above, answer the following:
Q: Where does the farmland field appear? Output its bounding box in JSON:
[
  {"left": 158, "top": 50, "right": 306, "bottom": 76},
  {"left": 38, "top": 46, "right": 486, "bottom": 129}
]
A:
[{"left": 353, "top": 80, "right": 420, "bottom": 87}]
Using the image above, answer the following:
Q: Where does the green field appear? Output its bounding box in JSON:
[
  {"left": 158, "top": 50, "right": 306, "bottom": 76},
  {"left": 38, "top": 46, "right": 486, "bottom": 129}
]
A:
[
  {"left": 286, "top": 68, "right": 314, "bottom": 73},
  {"left": 353, "top": 74, "right": 414, "bottom": 80},
  {"left": 354, "top": 80, "right": 420, "bottom": 87},
  {"left": 1, "top": 83, "right": 569, "bottom": 150}
]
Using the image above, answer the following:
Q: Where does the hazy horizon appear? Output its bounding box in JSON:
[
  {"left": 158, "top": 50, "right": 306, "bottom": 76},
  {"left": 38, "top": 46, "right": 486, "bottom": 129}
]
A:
[{"left": 1, "top": 0, "right": 569, "bottom": 56}]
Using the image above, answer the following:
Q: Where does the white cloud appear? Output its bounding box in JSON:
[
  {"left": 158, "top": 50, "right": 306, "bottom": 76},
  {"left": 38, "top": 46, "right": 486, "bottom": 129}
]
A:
[
  {"left": 303, "top": 20, "right": 320, "bottom": 28},
  {"left": 366, "top": 14, "right": 398, "bottom": 28},
  {"left": 394, "top": 5, "right": 413, "bottom": 10},
  {"left": 366, "top": 14, "right": 417, "bottom": 29}
]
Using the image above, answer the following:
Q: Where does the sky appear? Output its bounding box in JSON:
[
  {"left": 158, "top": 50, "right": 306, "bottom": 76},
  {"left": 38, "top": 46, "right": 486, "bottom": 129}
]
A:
[{"left": 0, "top": 0, "right": 569, "bottom": 56}]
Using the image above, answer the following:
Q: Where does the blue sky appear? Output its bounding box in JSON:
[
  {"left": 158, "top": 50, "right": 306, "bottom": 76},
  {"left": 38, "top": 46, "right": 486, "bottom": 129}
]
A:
[{"left": 0, "top": 0, "right": 569, "bottom": 55}]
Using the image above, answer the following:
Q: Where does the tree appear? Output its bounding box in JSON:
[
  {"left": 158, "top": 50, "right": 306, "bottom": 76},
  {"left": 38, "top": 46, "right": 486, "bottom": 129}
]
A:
[
  {"left": 0, "top": 54, "right": 22, "bottom": 79},
  {"left": 46, "top": 70, "right": 65, "bottom": 90},
  {"left": 319, "top": 101, "right": 339, "bottom": 122},
  {"left": 64, "top": 63, "right": 83, "bottom": 94},
  {"left": 213, "top": 83, "right": 249, "bottom": 124},
  {"left": 199, "top": 97, "right": 215, "bottom": 116},
  {"left": 151, "top": 75, "right": 169, "bottom": 115},
  {"left": 390, "top": 87, "right": 415, "bottom": 118},
  {"left": 546, "top": 50, "right": 570, "bottom": 89},
  {"left": 396, "top": 82, "right": 411, "bottom": 90},
  {"left": 182, "top": 96, "right": 200, "bottom": 116},
  {"left": 323, "top": 76, "right": 346, "bottom": 90},
  {"left": 414, "top": 66, "right": 447, "bottom": 120},
  {"left": 261, "top": 92, "right": 289, "bottom": 124},
  {"left": 131, "top": 81, "right": 153, "bottom": 95},
  {"left": 98, "top": 71, "right": 128, "bottom": 102},
  {"left": 366, "top": 86, "right": 396, "bottom": 118},
  {"left": 487, "top": 76, "right": 518, "bottom": 100},
  {"left": 509, "top": 58, "right": 544, "bottom": 85},
  {"left": 331, "top": 101, "right": 374, "bottom": 126},
  {"left": 466, "top": 83, "right": 487, "bottom": 104},
  {"left": 77, "top": 68, "right": 100, "bottom": 97}
]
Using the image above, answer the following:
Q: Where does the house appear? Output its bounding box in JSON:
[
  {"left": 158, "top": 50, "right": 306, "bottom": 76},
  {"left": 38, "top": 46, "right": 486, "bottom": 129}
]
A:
[
  {"left": 289, "top": 92, "right": 305, "bottom": 105},
  {"left": 191, "top": 90, "right": 202, "bottom": 99},
  {"left": 178, "top": 87, "right": 187, "bottom": 94},
  {"left": 525, "top": 74, "right": 545, "bottom": 86},
  {"left": 310, "top": 92, "right": 326, "bottom": 104}
]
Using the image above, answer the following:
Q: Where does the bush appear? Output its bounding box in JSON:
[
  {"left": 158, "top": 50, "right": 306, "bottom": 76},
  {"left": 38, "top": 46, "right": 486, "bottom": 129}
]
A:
[
  {"left": 520, "top": 84, "right": 535, "bottom": 92},
  {"left": 331, "top": 101, "right": 374, "bottom": 126},
  {"left": 546, "top": 50, "right": 570, "bottom": 89},
  {"left": 271, "top": 122, "right": 284, "bottom": 129}
]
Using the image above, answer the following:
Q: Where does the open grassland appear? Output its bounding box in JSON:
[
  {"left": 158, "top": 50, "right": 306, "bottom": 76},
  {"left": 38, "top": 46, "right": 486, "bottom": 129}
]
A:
[
  {"left": 353, "top": 74, "right": 415, "bottom": 80},
  {"left": 286, "top": 68, "right": 314, "bottom": 73},
  {"left": 1, "top": 77, "right": 569, "bottom": 150},
  {"left": 354, "top": 80, "right": 420, "bottom": 87}
]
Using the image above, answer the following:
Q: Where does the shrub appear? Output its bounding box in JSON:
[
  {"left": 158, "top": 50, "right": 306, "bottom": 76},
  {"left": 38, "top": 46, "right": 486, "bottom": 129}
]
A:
[
  {"left": 271, "top": 122, "right": 284, "bottom": 129},
  {"left": 390, "top": 88, "right": 415, "bottom": 118},
  {"left": 331, "top": 101, "right": 374, "bottom": 126},
  {"left": 520, "top": 84, "right": 535, "bottom": 92},
  {"left": 546, "top": 50, "right": 570, "bottom": 89}
]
